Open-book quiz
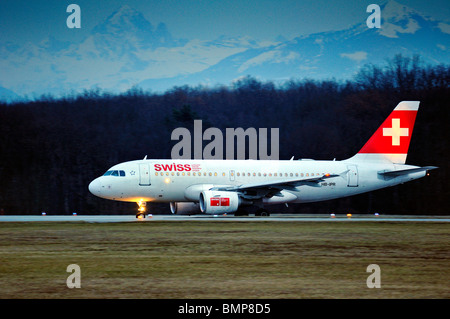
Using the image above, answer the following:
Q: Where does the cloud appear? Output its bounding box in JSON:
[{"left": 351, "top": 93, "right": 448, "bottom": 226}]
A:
[
  {"left": 340, "top": 51, "right": 368, "bottom": 62},
  {"left": 438, "top": 22, "right": 450, "bottom": 34}
]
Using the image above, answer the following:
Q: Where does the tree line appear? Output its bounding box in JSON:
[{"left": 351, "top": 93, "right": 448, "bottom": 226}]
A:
[{"left": 0, "top": 55, "right": 448, "bottom": 215}]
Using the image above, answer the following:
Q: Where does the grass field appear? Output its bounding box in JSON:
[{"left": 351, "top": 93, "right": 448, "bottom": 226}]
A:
[{"left": 0, "top": 221, "right": 448, "bottom": 299}]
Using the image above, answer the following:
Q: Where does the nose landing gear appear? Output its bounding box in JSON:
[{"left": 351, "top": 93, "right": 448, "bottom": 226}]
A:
[{"left": 136, "top": 200, "right": 147, "bottom": 219}]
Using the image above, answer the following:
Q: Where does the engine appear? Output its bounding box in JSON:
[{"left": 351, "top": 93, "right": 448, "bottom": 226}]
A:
[
  {"left": 199, "top": 191, "right": 240, "bottom": 214},
  {"left": 170, "top": 202, "right": 201, "bottom": 215}
]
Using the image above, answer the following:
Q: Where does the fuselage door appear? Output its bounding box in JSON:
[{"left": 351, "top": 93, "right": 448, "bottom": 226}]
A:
[
  {"left": 139, "top": 164, "right": 151, "bottom": 186},
  {"left": 347, "top": 165, "right": 358, "bottom": 187}
]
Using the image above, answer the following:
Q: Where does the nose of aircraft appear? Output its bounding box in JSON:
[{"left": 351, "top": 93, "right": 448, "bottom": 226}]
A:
[{"left": 88, "top": 178, "right": 102, "bottom": 196}]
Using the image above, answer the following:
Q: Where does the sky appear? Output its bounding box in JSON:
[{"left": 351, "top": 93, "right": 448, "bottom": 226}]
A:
[{"left": 0, "top": 0, "right": 449, "bottom": 45}]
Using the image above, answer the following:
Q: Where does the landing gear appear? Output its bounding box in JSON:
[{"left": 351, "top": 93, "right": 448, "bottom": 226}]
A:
[
  {"left": 254, "top": 199, "right": 270, "bottom": 217},
  {"left": 136, "top": 201, "right": 147, "bottom": 219},
  {"left": 255, "top": 208, "right": 270, "bottom": 217}
]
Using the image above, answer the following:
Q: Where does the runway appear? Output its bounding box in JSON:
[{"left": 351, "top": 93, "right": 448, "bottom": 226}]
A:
[{"left": 1, "top": 214, "right": 449, "bottom": 222}]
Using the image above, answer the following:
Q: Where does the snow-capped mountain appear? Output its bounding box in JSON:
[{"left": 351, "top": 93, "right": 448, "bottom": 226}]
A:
[
  {"left": 0, "top": 5, "right": 269, "bottom": 99},
  {"left": 0, "top": 1, "right": 448, "bottom": 100},
  {"left": 139, "top": 0, "right": 450, "bottom": 91}
]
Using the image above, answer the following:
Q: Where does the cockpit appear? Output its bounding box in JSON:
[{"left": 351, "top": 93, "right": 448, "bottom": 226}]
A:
[{"left": 103, "top": 170, "right": 126, "bottom": 177}]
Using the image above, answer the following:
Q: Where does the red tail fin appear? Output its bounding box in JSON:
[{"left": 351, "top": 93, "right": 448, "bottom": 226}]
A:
[{"left": 353, "top": 101, "right": 419, "bottom": 164}]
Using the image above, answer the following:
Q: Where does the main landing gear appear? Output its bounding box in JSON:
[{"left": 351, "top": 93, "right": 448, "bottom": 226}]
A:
[
  {"left": 255, "top": 208, "right": 270, "bottom": 217},
  {"left": 253, "top": 199, "right": 270, "bottom": 217},
  {"left": 136, "top": 200, "right": 147, "bottom": 219}
]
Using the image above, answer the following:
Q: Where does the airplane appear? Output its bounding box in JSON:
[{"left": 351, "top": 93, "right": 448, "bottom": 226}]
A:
[{"left": 88, "top": 101, "right": 437, "bottom": 218}]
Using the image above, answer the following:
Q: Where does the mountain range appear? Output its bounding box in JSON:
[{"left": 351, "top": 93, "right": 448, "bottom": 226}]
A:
[{"left": 0, "top": 0, "right": 449, "bottom": 101}]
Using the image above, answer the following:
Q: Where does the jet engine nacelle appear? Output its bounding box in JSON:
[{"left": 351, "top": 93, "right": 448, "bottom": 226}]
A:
[
  {"left": 170, "top": 202, "right": 201, "bottom": 215},
  {"left": 199, "top": 191, "right": 240, "bottom": 214}
]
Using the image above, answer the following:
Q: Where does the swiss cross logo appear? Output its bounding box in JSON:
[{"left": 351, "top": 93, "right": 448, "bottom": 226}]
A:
[
  {"left": 358, "top": 109, "right": 417, "bottom": 155},
  {"left": 383, "top": 118, "right": 409, "bottom": 146}
]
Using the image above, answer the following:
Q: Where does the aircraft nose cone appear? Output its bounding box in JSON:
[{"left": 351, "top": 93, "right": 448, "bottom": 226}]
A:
[{"left": 88, "top": 178, "right": 101, "bottom": 196}]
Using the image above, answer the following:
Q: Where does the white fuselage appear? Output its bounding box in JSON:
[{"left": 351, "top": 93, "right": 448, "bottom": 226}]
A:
[{"left": 88, "top": 158, "right": 424, "bottom": 205}]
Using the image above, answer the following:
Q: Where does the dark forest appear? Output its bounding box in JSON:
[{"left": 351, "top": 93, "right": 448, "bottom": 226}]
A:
[{"left": 0, "top": 55, "right": 448, "bottom": 215}]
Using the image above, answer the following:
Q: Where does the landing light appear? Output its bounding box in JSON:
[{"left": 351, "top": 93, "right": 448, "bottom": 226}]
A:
[{"left": 164, "top": 178, "right": 171, "bottom": 184}]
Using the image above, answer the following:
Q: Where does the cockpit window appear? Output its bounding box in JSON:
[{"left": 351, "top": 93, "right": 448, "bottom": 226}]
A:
[{"left": 103, "top": 170, "right": 126, "bottom": 177}]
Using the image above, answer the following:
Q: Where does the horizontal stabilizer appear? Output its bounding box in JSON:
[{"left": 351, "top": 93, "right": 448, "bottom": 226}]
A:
[{"left": 378, "top": 166, "right": 438, "bottom": 176}]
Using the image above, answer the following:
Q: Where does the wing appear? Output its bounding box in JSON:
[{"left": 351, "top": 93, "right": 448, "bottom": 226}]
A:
[{"left": 210, "top": 171, "right": 346, "bottom": 200}]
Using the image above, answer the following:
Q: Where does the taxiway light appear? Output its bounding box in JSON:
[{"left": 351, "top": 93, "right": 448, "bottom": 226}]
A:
[
  {"left": 347, "top": 213, "right": 352, "bottom": 218},
  {"left": 72, "top": 212, "right": 77, "bottom": 216},
  {"left": 330, "top": 213, "right": 336, "bottom": 218},
  {"left": 41, "top": 212, "right": 46, "bottom": 216},
  {"left": 374, "top": 213, "right": 379, "bottom": 216}
]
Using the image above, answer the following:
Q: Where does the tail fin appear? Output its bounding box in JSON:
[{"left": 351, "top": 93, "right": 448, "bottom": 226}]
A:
[{"left": 350, "top": 101, "right": 419, "bottom": 164}]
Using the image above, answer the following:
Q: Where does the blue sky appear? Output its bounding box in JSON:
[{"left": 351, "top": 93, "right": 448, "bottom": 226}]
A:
[{"left": 0, "top": 0, "right": 449, "bottom": 45}]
